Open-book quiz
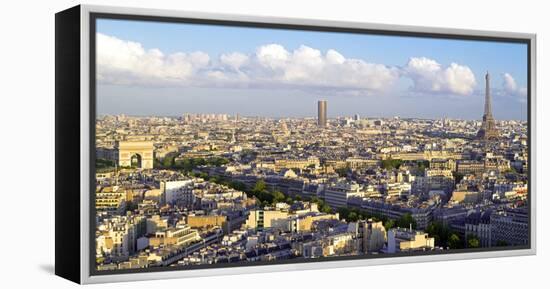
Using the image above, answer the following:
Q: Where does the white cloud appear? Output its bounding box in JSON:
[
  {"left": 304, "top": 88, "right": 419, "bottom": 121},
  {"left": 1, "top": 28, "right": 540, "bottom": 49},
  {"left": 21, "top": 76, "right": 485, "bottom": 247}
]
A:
[
  {"left": 326, "top": 49, "right": 346, "bottom": 65},
  {"left": 404, "top": 57, "right": 477, "bottom": 95},
  {"left": 97, "top": 33, "right": 482, "bottom": 97},
  {"left": 503, "top": 73, "right": 517, "bottom": 91},
  {"left": 502, "top": 73, "right": 527, "bottom": 98},
  {"left": 255, "top": 44, "right": 290, "bottom": 70},
  {"left": 220, "top": 52, "right": 249, "bottom": 70},
  {"left": 97, "top": 34, "right": 400, "bottom": 92},
  {"left": 236, "top": 44, "right": 399, "bottom": 91},
  {"left": 97, "top": 33, "right": 209, "bottom": 85}
]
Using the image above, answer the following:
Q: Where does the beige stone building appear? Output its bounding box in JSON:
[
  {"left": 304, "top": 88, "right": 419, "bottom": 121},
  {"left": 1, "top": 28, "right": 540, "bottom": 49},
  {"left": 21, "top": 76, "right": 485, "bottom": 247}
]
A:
[
  {"left": 450, "top": 191, "right": 481, "bottom": 204},
  {"left": 96, "top": 186, "right": 126, "bottom": 214},
  {"left": 359, "top": 219, "right": 387, "bottom": 253},
  {"left": 245, "top": 210, "right": 290, "bottom": 230},
  {"left": 148, "top": 225, "right": 201, "bottom": 248},
  {"left": 187, "top": 215, "right": 227, "bottom": 229},
  {"left": 274, "top": 157, "right": 320, "bottom": 171},
  {"left": 387, "top": 228, "right": 435, "bottom": 253},
  {"left": 115, "top": 141, "right": 154, "bottom": 169}
]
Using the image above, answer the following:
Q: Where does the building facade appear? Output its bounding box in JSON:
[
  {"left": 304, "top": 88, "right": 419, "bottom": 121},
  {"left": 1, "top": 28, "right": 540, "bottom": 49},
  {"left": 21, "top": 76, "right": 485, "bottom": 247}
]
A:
[
  {"left": 317, "top": 100, "right": 327, "bottom": 127},
  {"left": 116, "top": 141, "right": 154, "bottom": 169}
]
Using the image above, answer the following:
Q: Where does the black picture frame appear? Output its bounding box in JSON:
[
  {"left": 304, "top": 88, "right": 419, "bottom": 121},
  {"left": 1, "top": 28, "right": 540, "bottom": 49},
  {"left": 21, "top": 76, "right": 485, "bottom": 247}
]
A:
[{"left": 55, "top": 4, "right": 536, "bottom": 284}]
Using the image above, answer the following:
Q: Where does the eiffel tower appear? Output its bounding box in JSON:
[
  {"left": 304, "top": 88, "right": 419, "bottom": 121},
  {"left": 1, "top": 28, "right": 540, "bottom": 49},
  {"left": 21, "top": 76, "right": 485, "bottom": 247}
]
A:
[{"left": 477, "top": 72, "right": 499, "bottom": 140}]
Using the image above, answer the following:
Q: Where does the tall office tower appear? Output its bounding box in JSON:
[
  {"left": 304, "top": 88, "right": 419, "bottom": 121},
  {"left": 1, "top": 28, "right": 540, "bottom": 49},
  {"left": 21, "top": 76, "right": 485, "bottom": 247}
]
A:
[
  {"left": 318, "top": 100, "right": 327, "bottom": 127},
  {"left": 477, "top": 72, "right": 499, "bottom": 140}
]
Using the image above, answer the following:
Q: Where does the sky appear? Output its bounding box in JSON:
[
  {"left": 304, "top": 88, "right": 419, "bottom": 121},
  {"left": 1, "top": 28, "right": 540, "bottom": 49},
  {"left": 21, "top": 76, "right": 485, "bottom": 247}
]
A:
[{"left": 96, "top": 18, "right": 529, "bottom": 120}]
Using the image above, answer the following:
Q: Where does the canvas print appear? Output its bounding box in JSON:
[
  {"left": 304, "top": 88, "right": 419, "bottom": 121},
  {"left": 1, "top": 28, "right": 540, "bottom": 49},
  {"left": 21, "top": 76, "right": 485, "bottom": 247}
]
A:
[{"left": 93, "top": 17, "right": 530, "bottom": 272}]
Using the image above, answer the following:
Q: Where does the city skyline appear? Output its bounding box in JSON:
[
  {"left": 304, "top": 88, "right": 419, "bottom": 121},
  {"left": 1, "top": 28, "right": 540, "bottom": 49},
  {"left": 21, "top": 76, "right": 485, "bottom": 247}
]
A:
[
  {"left": 99, "top": 72, "right": 526, "bottom": 123},
  {"left": 96, "top": 19, "right": 528, "bottom": 120},
  {"left": 92, "top": 17, "right": 530, "bottom": 273}
]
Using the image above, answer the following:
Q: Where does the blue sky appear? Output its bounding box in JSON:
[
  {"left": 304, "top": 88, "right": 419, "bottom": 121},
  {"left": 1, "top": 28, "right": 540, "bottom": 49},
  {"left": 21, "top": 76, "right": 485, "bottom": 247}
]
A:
[{"left": 96, "top": 18, "right": 528, "bottom": 120}]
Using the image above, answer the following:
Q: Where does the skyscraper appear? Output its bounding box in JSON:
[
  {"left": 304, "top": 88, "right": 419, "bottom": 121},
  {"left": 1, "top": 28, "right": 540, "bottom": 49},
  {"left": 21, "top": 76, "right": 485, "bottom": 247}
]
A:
[
  {"left": 477, "top": 72, "right": 499, "bottom": 140},
  {"left": 318, "top": 100, "right": 327, "bottom": 127}
]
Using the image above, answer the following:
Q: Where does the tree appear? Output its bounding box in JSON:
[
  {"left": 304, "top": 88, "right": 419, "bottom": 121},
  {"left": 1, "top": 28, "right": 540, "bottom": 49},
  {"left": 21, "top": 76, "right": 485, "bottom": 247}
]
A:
[
  {"left": 272, "top": 191, "right": 286, "bottom": 203},
  {"left": 381, "top": 158, "right": 403, "bottom": 170},
  {"left": 449, "top": 233, "right": 463, "bottom": 249},
  {"left": 416, "top": 160, "right": 429, "bottom": 175},
  {"left": 335, "top": 167, "right": 349, "bottom": 177},
  {"left": 336, "top": 207, "right": 375, "bottom": 222},
  {"left": 96, "top": 158, "right": 115, "bottom": 169},
  {"left": 153, "top": 158, "right": 162, "bottom": 168},
  {"left": 396, "top": 213, "right": 417, "bottom": 229},
  {"left": 375, "top": 214, "right": 388, "bottom": 223},
  {"left": 125, "top": 200, "right": 138, "bottom": 212},
  {"left": 320, "top": 204, "right": 332, "bottom": 214},
  {"left": 170, "top": 156, "right": 230, "bottom": 171},
  {"left": 259, "top": 191, "right": 274, "bottom": 203},
  {"left": 425, "top": 221, "right": 451, "bottom": 247},
  {"left": 195, "top": 158, "right": 207, "bottom": 166},
  {"left": 253, "top": 180, "right": 267, "bottom": 193},
  {"left": 337, "top": 207, "right": 351, "bottom": 220},
  {"left": 384, "top": 219, "right": 396, "bottom": 230},
  {"left": 310, "top": 196, "right": 321, "bottom": 203},
  {"left": 347, "top": 211, "right": 359, "bottom": 222},
  {"left": 208, "top": 157, "right": 229, "bottom": 166},
  {"left": 161, "top": 153, "right": 176, "bottom": 168},
  {"left": 467, "top": 235, "right": 480, "bottom": 248},
  {"left": 229, "top": 181, "right": 247, "bottom": 192},
  {"left": 452, "top": 171, "right": 465, "bottom": 184}
]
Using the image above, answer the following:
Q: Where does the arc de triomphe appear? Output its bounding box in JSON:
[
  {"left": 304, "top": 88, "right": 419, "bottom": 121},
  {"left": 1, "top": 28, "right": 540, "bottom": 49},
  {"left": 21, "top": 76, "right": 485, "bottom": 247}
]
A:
[{"left": 115, "top": 141, "right": 154, "bottom": 169}]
